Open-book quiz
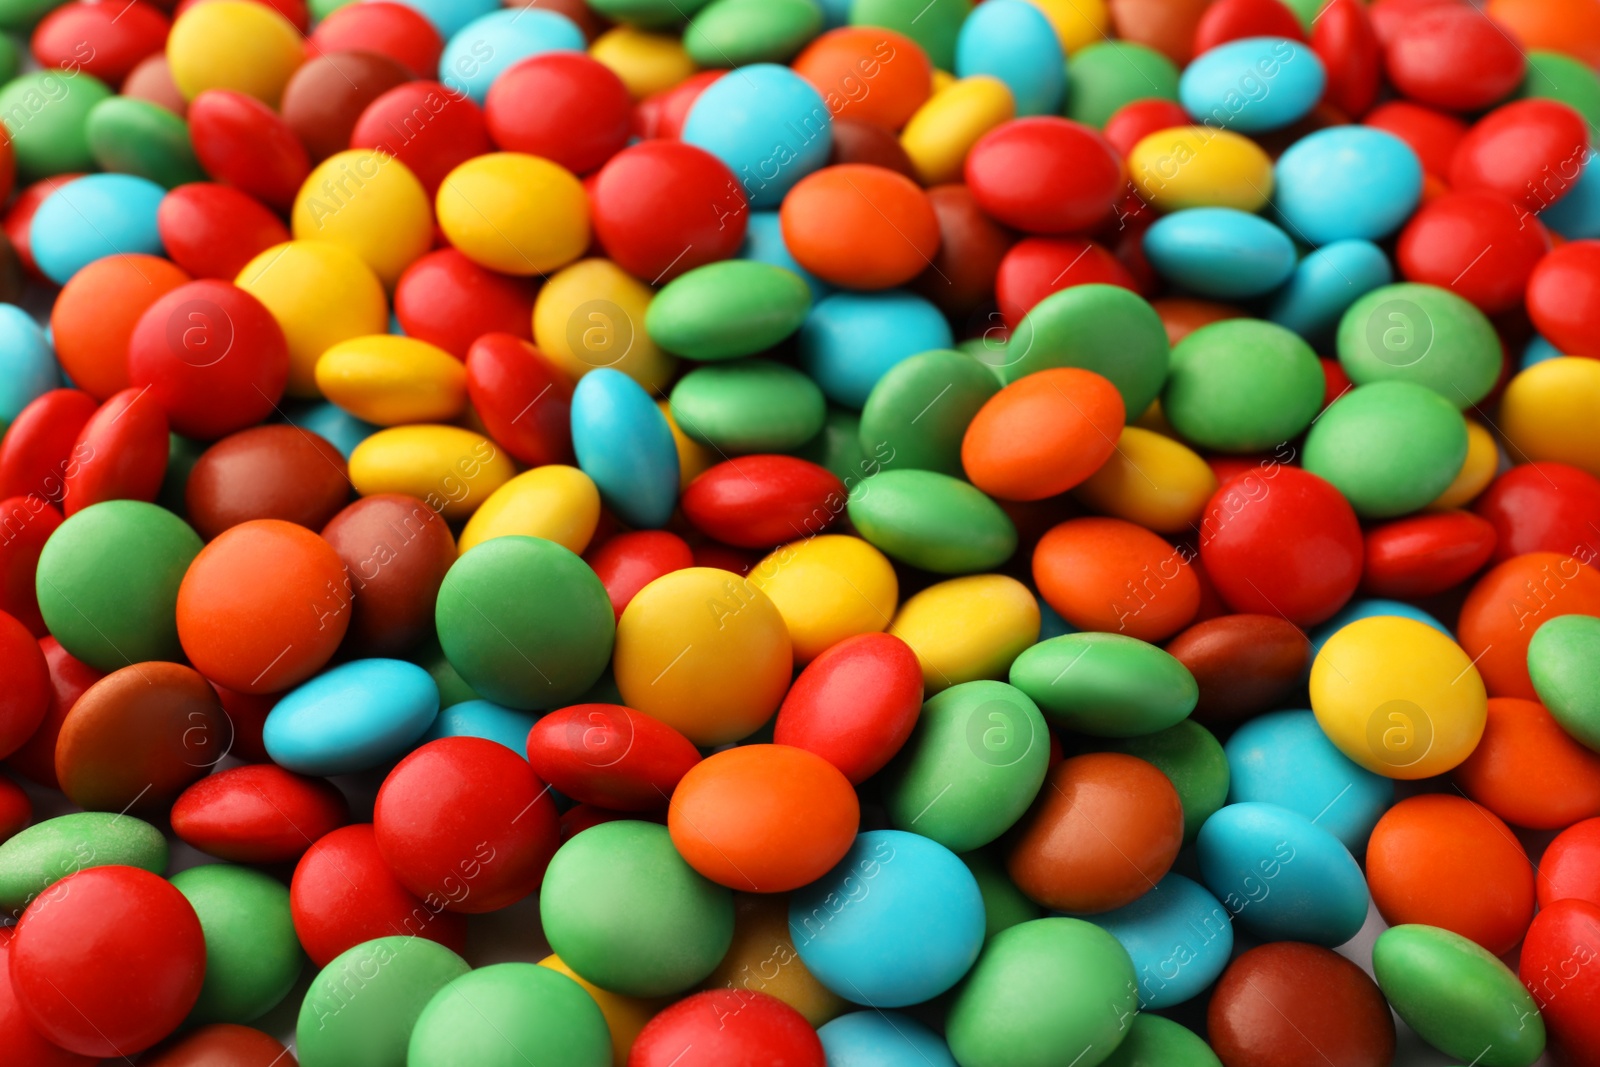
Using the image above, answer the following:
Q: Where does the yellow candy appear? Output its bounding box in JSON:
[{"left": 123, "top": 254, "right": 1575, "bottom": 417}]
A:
[
  {"left": 660, "top": 401, "right": 716, "bottom": 489},
  {"left": 1023, "top": 0, "right": 1110, "bottom": 52},
  {"left": 748, "top": 535, "right": 897, "bottom": 664},
  {"left": 1309, "top": 616, "right": 1488, "bottom": 780},
  {"left": 614, "top": 567, "right": 793, "bottom": 746},
  {"left": 533, "top": 259, "right": 678, "bottom": 392},
  {"left": 930, "top": 68, "right": 956, "bottom": 94},
  {"left": 1499, "top": 356, "right": 1600, "bottom": 478},
  {"left": 539, "top": 954, "right": 659, "bottom": 1067},
  {"left": 1133, "top": 397, "right": 1179, "bottom": 438},
  {"left": 1128, "top": 127, "right": 1275, "bottom": 213},
  {"left": 888, "top": 574, "right": 1040, "bottom": 694},
  {"left": 700, "top": 894, "right": 846, "bottom": 1028},
  {"left": 458, "top": 465, "right": 601, "bottom": 557},
  {"left": 292, "top": 151, "right": 433, "bottom": 288},
  {"left": 1074, "top": 426, "right": 1217, "bottom": 534},
  {"left": 236, "top": 241, "right": 388, "bottom": 398},
  {"left": 349, "top": 425, "right": 516, "bottom": 523},
  {"left": 1428, "top": 419, "right": 1499, "bottom": 510},
  {"left": 166, "top": 0, "right": 302, "bottom": 105},
  {"left": 590, "top": 26, "right": 699, "bottom": 99},
  {"left": 901, "top": 76, "right": 1015, "bottom": 186},
  {"left": 437, "top": 153, "right": 589, "bottom": 277},
  {"left": 315, "top": 335, "right": 466, "bottom": 426}
]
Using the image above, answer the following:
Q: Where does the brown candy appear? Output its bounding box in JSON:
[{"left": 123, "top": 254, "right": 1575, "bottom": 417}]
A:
[
  {"left": 321, "top": 493, "right": 457, "bottom": 657},
  {"left": 123, "top": 54, "right": 188, "bottom": 117},
  {"left": 913, "top": 183, "right": 1015, "bottom": 319},
  {"left": 827, "top": 118, "right": 919, "bottom": 179},
  {"left": 1108, "top": 0, "right": 1215, "bottom": 66},
  {"left": 185, "top": 424, "right": 351, "bottom": 541},
  {"left": 280, "top": 50, "right": 413, "bottom": 162},
  {"left": 141, "top": 1023, "right": 298, "bottom": 1066},
  {"left": 1166, "top": 613, "right": 1308, "bottom": 727}
]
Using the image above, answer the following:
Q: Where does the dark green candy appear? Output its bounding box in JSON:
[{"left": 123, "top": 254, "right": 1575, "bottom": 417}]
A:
[
  {"left": 847, "top": 468, "right": 1017, "bottom": 573},
  {"left": 86, "top": 96, "right": 204, "bottom": 189},
  {"left": 960, "top": 849, "right": 1042, "bottom": 941},
  {"left": 669, "top": 358, "right": 826, "bottom": 453},
  {"left": 797, "top": 405, "right": 878, "bottom": 487},
  {"left": 859, "top": 348, "right": 999, "bottom": 477},
  {"left": 588, "top": 0, "right": 714, "bottom": 28},
  {"left": 158, "top": 433, "right": 207, "bottom": 517},
  {"left": 995, "top": 285, "right": 1171, "bottom": 417},
  {"left": 171, "top": 864, "right": 303, "bottom": 1024},
  {"left": 1010, "top": 632, "right": 1198, "bottom": 738}
]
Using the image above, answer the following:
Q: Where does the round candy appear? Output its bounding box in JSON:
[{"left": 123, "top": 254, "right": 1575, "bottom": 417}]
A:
[
  {"left": 1383, "top": 4, "right": 1526, "bottom": 112},
  {"left": 965, "top": 116, "right": 1122, "bottom": 234},
  {"left": 1475, "top": 462, "right": 1600, "bottom": 565},
  {"left": 171, "top": 764, "right": 348, "bottom": 863},
  {"left": 1528, "top": 240, "right": 1600, "bottom": 360},
  {"left": 1163, "top": 319, "right": 1323, "bottom": 452},
  {"left": 1521, "top": 898, "right": 1600, "bottom": 1062},
  {"left": 321, "top": 493, "right": 455, "bottom": 657},
  {"left": 486, "top": 52, "right": 632, "bottom": 175},
  {"left": 888, "top": 573, "right": 1040, "bottom": 693},
  {"left": 0, "top": 811, "right": 166, "bottom": 917},
  {"left": 1500, "top": 357, "right": 1600, "bottom": 477},
  {"left": 348, "top": 425, "right": 514, "bottom": 521},
  {"left": 290, "top": 150, "right": 432, "bottom": 288},
  {"left": 670, "top": 360, "right": 826, "bottom": 454},
  {"left": 681, "top": 455, "right": 843, "bottom": 548},
  {"left": 648, "top": 260, "right": 812, "bottom": 361},
  {"left": 314, "top": 334, "right": 466, "bottom": 427},
  {"left": 188, "top": 90, "right": 309, "bottom": 212},
  {"left": 1166, "top": 613, "right": 1308, "bottom": 726},
  {"left": 308, "top": 1, "right": 444, "bottom": 77},
  {"left": 1267, "top": 238, "right": 1394, "bottom": 342},
  {"left": 1180, "top": 36, "right": 1325, "bottom": 132},
  {"left": 264, "top": 658, "right": 438, "bottom": 776},
  {"left": 0, "top": 619, "right": 43, "bottom": 759},
  {"left": 858, "top": 348, "right": 998, "bottom": 477},
  {"left": 350, "top": 81, "right": 493, "bottom": 196},
  {"left": 1455, "top": 696, "right": 1600, "bottom": 830},
  {"left": 682, "top": 62, "right": 832, "bottom": 209},
  {"left": 280, "top": 51, "right": 411, "bottom": 164},
  {"left": 774, "top": 631, "right": 922, "bottom": 783},
  {"left": 1303, "top": 380, "right": 1468, "bottom": 517},
  {"left": 899, "top": 75, "right": 1016, "bottom": 186},
  {"left": 525, "top": 702, "right": 700, "bottom": 810},
  {"left": 1010, "top": 633, "right": 1197, "bottom": 738},
  {"left": 408, "top": 963, "right": 612, "bottom": 1067},
  {"left": 1361, "top": 510, "right": 1498, "bottom": 600},
  {"left": 31, "top": 173, "right": 164, "bottom": 285},
  {"left": 437, "top": 8, "right": 585, "bottom": 105},
  {"left": 458, "top": 465, "right": 599, "bottom": 556},
  {"left": 1142, "top": 207, "right": 1296, "bottom": 299},
  {"left": 138, "top": 1025, "right": 294, "bottom": 1067},
  {"left": 464, "top": 334, "right": 572, "bottom": 468},
  {"left": 1272, "top": 125, "right": 1422, "bottom": 246},
  {"left": 631, "top": 989, "right": 823, "bottom": 1067},
  {"left": 1335, "top": 281, "right": 1503, "bottom": 405},
  {"left": 169, "top": 864, "right": 301, "bottom": 1025},
  {"left": 437, "top": 152, "right": 588, "bottom": 276},
  {"left": 570, "top": 368, "right": 680, "bottom": 529},
  {"left": 798, "top": 289, "right": 953, "bottom": 407},
  {"left": 1127, "top": 126, "right": 1273, "bottom": 213},
  {"left": 296, "top": 936, "right": 469, "bottom": 1066},
  {"left": 961, "top": 368, "right": 1124, "bottom": 502},
  {"left": 585, "top": 530, "right": 694, "bottom": 620},
  {"left": 848, "top": 468, "right": 1015, "bottom": 574},
  {"left": 590, "top": 140, "right": 747, "bottom": 284},
  {"left": 184, "top": 425, "right": 349, "bottom": 540},
  {"left": 1087, "top": 872, "right": 1231, "bottom": 1009},
  {"left": 1464, "top": 549, "right": 1600, "bottom": 699},
  {"left": 781, "top": 164, "right": 938, "bottom": 290},
  {"left": 1099, "top": 720, "right": 1230, "bottom": 846},
  {"left": 1033, "top": 517, "right": 1198, "bottom": 642},
  {"left": 749, "top": 534, "right": 899, "bottom": 664},
  {"left": 59, "top": 387, "right": 170, "bottom": 516},
  {"left": 0, "top": 72, "right": 111, "bottom": 178},
  {"left": 954, "top": 0, "right": 1064, "bottom": 116},
  {"left": 818, "top": 1011, "right": 957, "bottom": 1067},
  {"left": 59, "top": 257, "right": 195, "bottom": 399},
  {"left": 157, "top": 184, "right": 291, "bottom": 282},
  {"left": 791, "top": 26, "right": 931, "bottom": 130},
  {"left": 1208, "top": 942, "right": 1395, "bottom": 1067},
  {"left": 165, "top": 0, "right": 304, "bottom": 106},
  {"left": 1529, "top": 613, "right": 1600, "bottom": 752},
  {"left": 998, "top": 284, "right": 1170, "bottom": 415}
]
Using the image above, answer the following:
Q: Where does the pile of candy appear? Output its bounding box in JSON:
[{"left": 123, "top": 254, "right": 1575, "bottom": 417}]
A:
[{"left": 3, "top": 0, "right": 1600, "bottom": 1063}]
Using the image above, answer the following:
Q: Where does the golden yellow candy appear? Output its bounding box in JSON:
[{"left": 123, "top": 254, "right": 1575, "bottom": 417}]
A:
[
  {"left": 888, "top": 574, "right": 1040, "bottom": 694},
  {"left": 539, "top": 954, "right": 660, "bottom": 1067},
  {"left": 292, "top": 151, "right": 433, "bottom": 288},
  {"left": 458, "top": 465, "right": 601, "bottom": 557},
  {"left": 748, "top": 535, "right": 897, "bottom": 664},
  {"left": 700, "top": 894, "right": 846, "bottom": 1028},
  {"left": 1133, "top": 397, "right": 1179, "bottom": 438},
  {"left": 166, "top": 0, "right": 303, "bottom": 105},
  {"left": 1428, "top": 419, "right": 1499, "bottom": 510},
  {"left": 901, "top": 76, "right": 1015, "bottom": 186},
  {"left": 614, "top": 567, "right": 793, "bottom": 746},
  {"left": 1074, "top": 427, "right": 1217, "bottom": 534},
  {"left": 315, "top": 335, "right": 466, "bottom": 426},
  {"left": 437, "top": 153, "right": 589, "bottom": 277},
  {"left": 1310, "top": 616, "right": 1488, "bottom": 780},
  {"left": 930, "top": 68, "right": 956, "bottom": 94},
  {"left": 533, "top": 259, "right": 678, "bottom": 392},
  {"left": 236, "top": 241, "right": 388, "bottom": 398},
  {"left": 1023, "top": 0, "right": 1110, "bottom": 52},
  {"left": 1128, "top": 127, "right": 1275, "bottom": 213},
  {"left": 1499, "top": 356, "right": 1600, "bottom": 478},
  {"left": 590, "top": 26, "right": 698, "bottom": 99},
  {"left": 660, "top": 401, "right": 716, "bottom": 489},
  {"left": 349, "top": 425, "right": 516, "bottom": 523}
]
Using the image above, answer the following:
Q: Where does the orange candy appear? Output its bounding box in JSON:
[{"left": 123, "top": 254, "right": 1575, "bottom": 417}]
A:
[
  {"left": 779, "top": 164, "right": 941, "bottom": 290},
  {"left": 668, "top": 744, "right": 860, "bottom": 893},
  {"left": 1365, "top": 794, "right": 1536, "bottom": 956},
  {"left": 1457, "top": 551, "right": 1600, "bottom": 699},
  {"left": 176, "top": 519, "right": 351, "bottom": 695},
  {"left": 1005, "top": 752, "right": 1183, "bottom": 913},
  {"left": 1152, "top": 297, "right": 1244, "bottom": 347},
  {"left": 49, "top": 254, "right": 192, "bottom": 401},
  {"left": 1453, "top": 697, "right": 1600, "bottom": 830},
  {"left": 791, "top": 27, "right": 933, "bottom": 130},
  {"left": 1107, "top": 0, "right": 1213, "bottom": 65},
  {"left": 1032, "top": 517, "right": 1199, "bottom": 642},
  {"left": 962, "top": 368, "right": 1125, "bottom": 501},
  {"left": 1488, "top": 0, "right": 1600, "bottom": 67}
]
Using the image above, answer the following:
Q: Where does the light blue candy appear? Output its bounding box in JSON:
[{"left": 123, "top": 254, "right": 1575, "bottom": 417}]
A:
[
  {"left": 284, "top": 402, "right": 379, "bottom": 459},
  {"left": 683, "top": 63, "right": 833, "bottom": 208},
  {"left": 740, "top": 210, "right": 829, "bottom": 301},
  {"left": 816, "top": 0, "right": 850, "bottom": 27},
  {"left": 818, "top": 1011, "right": 958, "bottom": 1067},
  {"left": 1038, "top": 602, "right": 1077, "bottom": 642},
  {"left": 1523, "top": 332, "right": 1563, "bottom": 369},
  {"left": 1080, "top": 873, "right": 1232, "bottom": 1009},
  {"left": 799, "top": 291, "right": 953, "bottom": 408},
  {"left": 1273, "top": 126, "right": 1423, "bottom": 246},
  {"left": 955, "top": 0, "right": 1065, "bottom": 117},
  {"left": 790, "top": 829, "right": 984, "bottom": 1007},
  {"left": 1267, "top": 238, "right": 1394, "bottom": 343},
  {"left": 390, "top": 0, "right": 498, "bottom": 39},
  {"left": 422, "top": 699, "right": 538, "bottom": 755},
  {"left": 1143, "top": 208, "right": 1297, "bottom": 299},
  {"left": 0, "top": 305, "right": 59, "bottom": 426},
  {"left": 438, "top": 9, "right": 585, "bottom": 104},
  {"left": 1180, "top": 37, "right": 1325, "bottom": 133},
  {"left": 1196, "top": 801, "right": 1368, "bottom": 947},
  {"left": 570, "top": 368, "right": 679, "bottom": 529},
  {"left": 264, "top": 659, "right": 440, "bottom": 777},
  {"left": 1308, "top": 597, "right": 1450, "bottom": 662},
  {"left": 30, "top": 174, "right": 165, "bottom": 285},
  {"left": 1225, "top": 710, "right": 1394, "bottom": 854},
  {"left": 1541, "top": 150, "right": 1600, "bottom": 239}
]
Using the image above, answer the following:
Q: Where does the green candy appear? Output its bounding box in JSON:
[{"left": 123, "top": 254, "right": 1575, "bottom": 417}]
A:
[
  {"left": 540, "top": 821, "right": 734, "bottom": 997},
  {"left": 1337, "top": 283, "right": 1502, "bottom": 407},
  {"left": 645, "top": 260, "right": 812, "bottom": 361},
  {"left": 1519, "top": 51, "right": 1600, "bottom": 138},
  {"left": 1373, "top": 924, "right": 1545, "bottom": 1067},
  {"left": 408, "top": 964, "right": 612, "bottom": 1067},
  {"left": 798, "top": 405, "right": 880, "bottom": 487},
  {"left": 0, "top": 35, "right": 18, "bottom": 83},
  {"left": 588, "top": 0, "right": 714, "bottom": 29},
  {"left": 946, "top": 917, "right": 1139, "bottom": 1067},
  {"left": 995, "top": 285, "right": 1170, "bottom": 417},
  {"left": 412, "top": 637, "right": 481, "bottom": 709},
  {"left": 859, "top": 348, "right": 999, "bottom": 476},
  {"left": 0, "top": 0, "right": 59, "bottom": 32},
  {"left": 960, "top": 849, "right": 1042, "bottom": 940},
  {"left": 298, "top": 936, "right": 470, "bottom": 1067},
  {"left": 1009, "top": 633, "right": 1198, "bottom": 738},
  {"left": 0, "top": 69, "right": 112, "bottom": 177},
  {"left": 1098, "top": 720, "right": 1229, "bottom": 845},
  {"left": 884, "top": 680, "right": 1050, "bottom": 852},
  {"left": 309, "top": 0, "right": 355, "bottom": 18},
  {"left": 1282, "top": 0, "right": 1329, "bottom": 32},
  {"left": 86, "top": 96, "right": 204, "bottom": 189},
  {"left": 435, "top": 536, "right": 614, "bottom": 710},
  {"left": 1302, "top": 380, "right": 1468, "bottom": 518},
  {"left": 1528, "top": 614, "right": 1600, "bottom": 751},
  {"left": 1100, "top": 1014, "right": 1222, "bottom": 1067},
  {"left": 1163, "top": 319, "right": 1324, "bottom": 453},
  {"left": 686, "top": 0, "right": 823, "bottom": 67},
  {"left": 157, "top": 433, "right": 207, "bottom": 517},
  {"left": 847, "top": 468, "right": 1016, "bottom": 573},
  {"left": 35, "top": 500, "right": 202, "bottom": 671},
  {"left": 0, "top": 812, "right": 166, "bottom": 916},
  {"left": 850, "top": 0, "right": 972, "bottom": 71},
  {"left": 171, "top": 864, "right": 303, "bottom": 1025},
  {"left": 1064, "top": 42, "right": 1181, "bottom": 129},
  {"left": 669, "top": 358, "right": 826, "bottom": 453}
]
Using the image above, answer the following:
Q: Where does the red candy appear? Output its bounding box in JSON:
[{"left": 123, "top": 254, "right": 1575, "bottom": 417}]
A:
[
  {"left": 966, "top": 117, "right": 1124, "bottom": 235},
  {"left": 485, "top": 52, "right": 633, "bottom": 174},
  {"left": 1474, "top": 461, "right": 1600, "bottom": 564},
  {"left": 1396, "top": 191, "right": 1550, "bottom": 313},
  {"left": 995, "top": 236, "right": 1135, "bottom": 327},
  {"left": 680, "top": 455, "right": 844, "bottom": 548},
  {"left": 321, "top": 493, "right": 456, "bottom": 657},
  {"left": 0, "top": 389, "right": 97, "bottom": 503},
  {"left": 0, "top": 928, "right": 97, "bottom": 1067},
  {"left": 1382, "top": 4, "right": 1527, "bottom": 112},
  {"left": 628, "top": 989, "right": 825, "bottom": 1067},
  {"left": 1449, "top": 99, "right": 1590, "bottom": 214},
  {"left": 1360, "top": 510, "right": 1497, "bottom": 598},
  {"left": 157, "top": 183, "right": 291, "bottom": 281},
  {"left": 60, "top": 387, "right": 170, "bottom": 517},
  {"left": 351, "top": 82, "right": 494, "bottom": 196},
  {"left": 1520, "top": 898, "right": 1600, "bottom": 1065},
  {"left": 0, "top": 775, "right": 29, "bottom": 843},
  {"left": 0, "top": 609, "right": 49, "bottom": 759},
  {"left": 307, "top": 1, "right": 444, "bottom": 78},
  {"left": 187, "top": 90, "right": 311, "bottom": 212},
  {"left": 1527, "top": 239, "right": 1600, "bottom": 358},
  {"left": 584, "top": 530, "right": 694, "bottom": 619},
  {"left": 911, "top": 182, "right": 1014, "bottom": 318},
  {"left": 5, "top": 637, "right": 101, "bottom": 789},
  {"left": 1102, "top": 98, "right": 1191, "bottom": 157},
  {"left": 1312, "top": 0, "right": 1382, "bottom": 118},
  {"left": 590, "top": 141, "right": 748, "bottom": 284},
  {"left": 396, "top": 250, "right": 539, "bottom": 361},
  {"left": 526, "top": 703, "right": 702, "bottom": 811},
  {"left": 171, "top": 763, "right": 350, "bottom": 863},
  {"left": 31, "top": 0, "right": 169, "bottom": 87},
  {"left": 1193, "top": 0, "right": 1305, "bottom": 54},
  {"left": 1363, "top": 100, "right": 1468, "bottom": 178},
  {"left": 773, "top": 631, "right": 923, "bottom": 783},
  {"left": 464, "top": 333, "right": 575, "bottom": 468}
]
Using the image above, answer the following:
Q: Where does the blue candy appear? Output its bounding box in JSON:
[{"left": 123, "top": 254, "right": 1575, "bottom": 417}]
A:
[
  {"left": 799, "top": 291, "right": 953, "bottom": 407},
  {"left": 1274, "top": 126, "right": 1423, "bottom": 246},
  {"left": 389, "top": 0, "right": 498, "bottom": 40},
  {"left": 30, "top": 174, "right": 166, "bottom": 285},
  {"left": 1081, "top": 873, "right": 1232, "bottom": 1009},
  {"left": 1180, "top": 37, "right": 1325, "bottom": 133},
  {"left": 1143, "top": 208, "right": 1297, "bottom": 299},
  {"left": 264, "top": 659, "right": 440, "bottom": 776},
  {"left": 683, "top": 64, "right": 833, "bottom": 209},
  {"left": 818, "top": 1011, "right": 958, "bottom": 1067},
  {"left": 438, "top": 9, "right": 585, "bottom": 104},
  {"left": 1267, "top": 238, "right": 1394, "bottom": 343},
  {"left": 1523, "top": 332, "right": 1563, "bottom": 369},
  {"left": 0, "top": 305, "right": 59, "bottom": 426},
  {"left": 740, "top": 210, "right": 830, "bottom": 301},
  {"left": 1309, "top": 597, "right": 1450, "bottom": 661},
  {"left": 284, "top": 401, "right": 379, "bottom": 459},
  {"left": 955, "top": 0, "right": 1065, "bottom": 117},
  {"left": 422, "top": 699, "right": 539, "bottom": 755},
  {"left": 570, "top": 368, "right": 679, "bottom": 529},
  {"left": 1541, "top": 150, "right": 1600, "bottom": 239}
]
